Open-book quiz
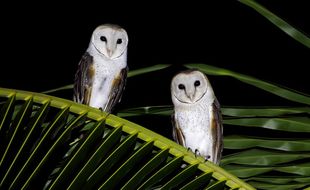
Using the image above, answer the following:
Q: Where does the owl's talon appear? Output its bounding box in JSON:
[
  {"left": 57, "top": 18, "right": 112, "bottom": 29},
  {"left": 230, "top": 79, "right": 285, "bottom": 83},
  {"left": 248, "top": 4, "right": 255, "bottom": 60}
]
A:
[
  {"left": 205, "top": 155, "right": 211, "bottom": 162},
  {"left": 194, "top": 149, "right": 201, "bottom": 158}
]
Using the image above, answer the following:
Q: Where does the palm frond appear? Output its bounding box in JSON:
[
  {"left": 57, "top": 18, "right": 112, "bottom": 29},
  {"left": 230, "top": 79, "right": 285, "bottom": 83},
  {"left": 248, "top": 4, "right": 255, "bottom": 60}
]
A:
[
  {"left": 118, "top": 64, "right": 310, "bottom": 190},
  {"left": 0, "top": 88, "right": 254, "bottom": 190},
  {"left": 41, "top": 64, "right": 171, "bottom": 94},
  {"left": 238, "top": 0, "right": 310, "bottom": 48}
]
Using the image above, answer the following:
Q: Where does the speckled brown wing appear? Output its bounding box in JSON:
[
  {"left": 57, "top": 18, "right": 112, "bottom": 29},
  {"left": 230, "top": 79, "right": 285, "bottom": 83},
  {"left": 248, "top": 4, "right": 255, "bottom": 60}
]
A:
[
  {"left": 104, "top": 66, "right": 128, "bottom": 113},
  {"left": 211, "top": 98, "right": 223, "bottom": 165},
  {"left": 73, "top": 52, "right": 94, "bottom": 105},
  {"left": 171, "top": 113, "right": 186, "bottom": 147}
]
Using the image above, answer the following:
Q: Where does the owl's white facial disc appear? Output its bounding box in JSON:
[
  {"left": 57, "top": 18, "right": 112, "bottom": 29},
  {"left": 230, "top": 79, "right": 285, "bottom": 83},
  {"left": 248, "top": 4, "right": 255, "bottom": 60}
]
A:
[
  {"left": 91, "top": 24, "right": 128, "bottom": 59},
  {"left": 171, "top": 70, "right": 209, "bottom": 104}
]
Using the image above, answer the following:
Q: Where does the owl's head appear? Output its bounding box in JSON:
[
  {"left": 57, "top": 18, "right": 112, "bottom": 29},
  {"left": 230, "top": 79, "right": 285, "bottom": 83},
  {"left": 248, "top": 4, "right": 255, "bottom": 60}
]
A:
[
  {"left": 171, "top": 69, "right": 214, "bottom": 105},
  {"left": 91, "top": 24, "right": 128, "bottom": 59}
]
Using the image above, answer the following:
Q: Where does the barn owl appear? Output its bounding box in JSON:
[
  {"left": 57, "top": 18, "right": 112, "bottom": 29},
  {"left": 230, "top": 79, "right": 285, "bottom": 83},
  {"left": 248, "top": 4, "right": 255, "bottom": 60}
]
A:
[
  {"left": 171, "top": 69, "right": 223, "bottom": 165},
  {"left": 74, "top": 24, "right": 128, "bottom": 113}
]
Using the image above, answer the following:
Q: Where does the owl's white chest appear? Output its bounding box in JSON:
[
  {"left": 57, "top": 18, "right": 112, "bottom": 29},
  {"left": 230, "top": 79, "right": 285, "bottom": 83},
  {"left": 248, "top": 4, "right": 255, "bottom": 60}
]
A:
[
  {"left": 175, "top": 103, "right": 213, "bottom": 158},
  {"left": 89, "top": 53, "right": 126, "bottom": 109}
]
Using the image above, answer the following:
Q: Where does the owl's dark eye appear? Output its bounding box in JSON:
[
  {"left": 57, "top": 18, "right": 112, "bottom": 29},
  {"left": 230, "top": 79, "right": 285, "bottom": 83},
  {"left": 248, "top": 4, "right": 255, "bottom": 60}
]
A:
[
  {"left": 100, "top": 36, "right": 107, "bottom": 42},
  {"left": 178, "top": 84, "right": 185, "bottom": 90},
  {"left": 117, "top": 38, "right": 122, "bottom": 44},
  {"left": 194, "top": 80, "right": 200, "bottom": 87}
]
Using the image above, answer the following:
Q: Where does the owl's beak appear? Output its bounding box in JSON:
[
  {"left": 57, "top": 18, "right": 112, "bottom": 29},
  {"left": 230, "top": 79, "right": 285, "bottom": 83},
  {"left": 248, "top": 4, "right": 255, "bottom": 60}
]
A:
[
  {"left": 189, "top": 94, "right": 195, "bottom": 102},
  {"left": 107, "top": 48, "right": 113, "bottom": 57},
  {"left": 185, "top": 92, "right": 195, "bottom": 102}
]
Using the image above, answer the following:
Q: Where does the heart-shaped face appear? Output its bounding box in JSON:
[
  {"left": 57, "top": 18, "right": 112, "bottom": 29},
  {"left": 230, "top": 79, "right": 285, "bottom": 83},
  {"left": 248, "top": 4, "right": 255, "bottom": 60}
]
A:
[{"left": 91, "top": 24, "right": 128, "bottom": 60}]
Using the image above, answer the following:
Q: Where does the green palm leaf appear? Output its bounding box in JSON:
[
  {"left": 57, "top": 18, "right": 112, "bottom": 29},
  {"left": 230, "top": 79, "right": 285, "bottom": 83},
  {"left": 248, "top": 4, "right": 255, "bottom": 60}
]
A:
[
  {"left": 117, "top": 105, "right": 173, "bottom": 117},
  {"left": 222, "top": 107, "right": 310, "bottom": 117},
  {"left": 238, "top": 0, "right": 310, "bottom": 48},
  {"left": 248, "top": 181, "right": 309, "bottom": 190},
  {"left": 117, "top": 63, "right": 310, "bottom": 190},
  {"left": 185, "top": 64, "right": 310, "bottom": 105},
  {"left": 221, "top": 149, "right": 310, "bottom": 166},
  {"left": 249, "top": 176, "right": 310, "bottom": 184},
  {"left": 225, "top": 163, "right": 310, "bottom": 177},
  {"left": 41, "top": 64, "right": 171, "bottom": 94},
  {"left": 118, "top": 106, "right": 310, "bottom": 117},
  {"left": 184, "top": 64, "right": 310, "bottom": 189},
  {"left": 127, "top": 64, "right": 171, "bottom": 77},
  {"left": 224, "top": 117, "right": 310, "bottom": 132},
  {"left": 0, "top": 88, "right": 254, "bottom": 190},
  {"left": 224, "top": 135, "right": 310, "bottom": 152}
]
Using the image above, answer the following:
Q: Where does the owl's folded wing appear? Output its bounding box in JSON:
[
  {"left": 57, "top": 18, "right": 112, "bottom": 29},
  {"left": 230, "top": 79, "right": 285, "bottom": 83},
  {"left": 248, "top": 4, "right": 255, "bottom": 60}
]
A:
[
  {"left": 211, "top": 98, "right": 223, "bottom": 165},
  {"left": 171, "top": 113, "right": 186, "bottom": 147},
  {"left": 105, "top": 66, "right": 128, "bottom": 113},
  {"left": 73, "top": 52, "right": 94, "bottom": 105}
]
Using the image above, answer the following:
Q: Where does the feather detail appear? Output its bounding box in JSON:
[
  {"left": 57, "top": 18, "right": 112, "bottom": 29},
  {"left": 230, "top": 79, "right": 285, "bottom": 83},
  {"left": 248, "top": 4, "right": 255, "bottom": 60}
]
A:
[
  {"left": 171, "top": 113, "right": 186, "bottom": 146},
  {"left": 211, "top": 98, "right": 223, "bottom": 164},
  {"left": 73, "top": 52, "right": 94, "bottom": 105},
  {"left": 104, "top": 66, "right": 128, "bottom": 113}
]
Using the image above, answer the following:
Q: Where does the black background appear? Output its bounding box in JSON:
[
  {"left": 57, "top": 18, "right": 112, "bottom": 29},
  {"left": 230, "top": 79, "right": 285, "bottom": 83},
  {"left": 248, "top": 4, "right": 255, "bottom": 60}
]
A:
[{"left": 0, "top": 1, "right": 309, "bottom": 135}]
